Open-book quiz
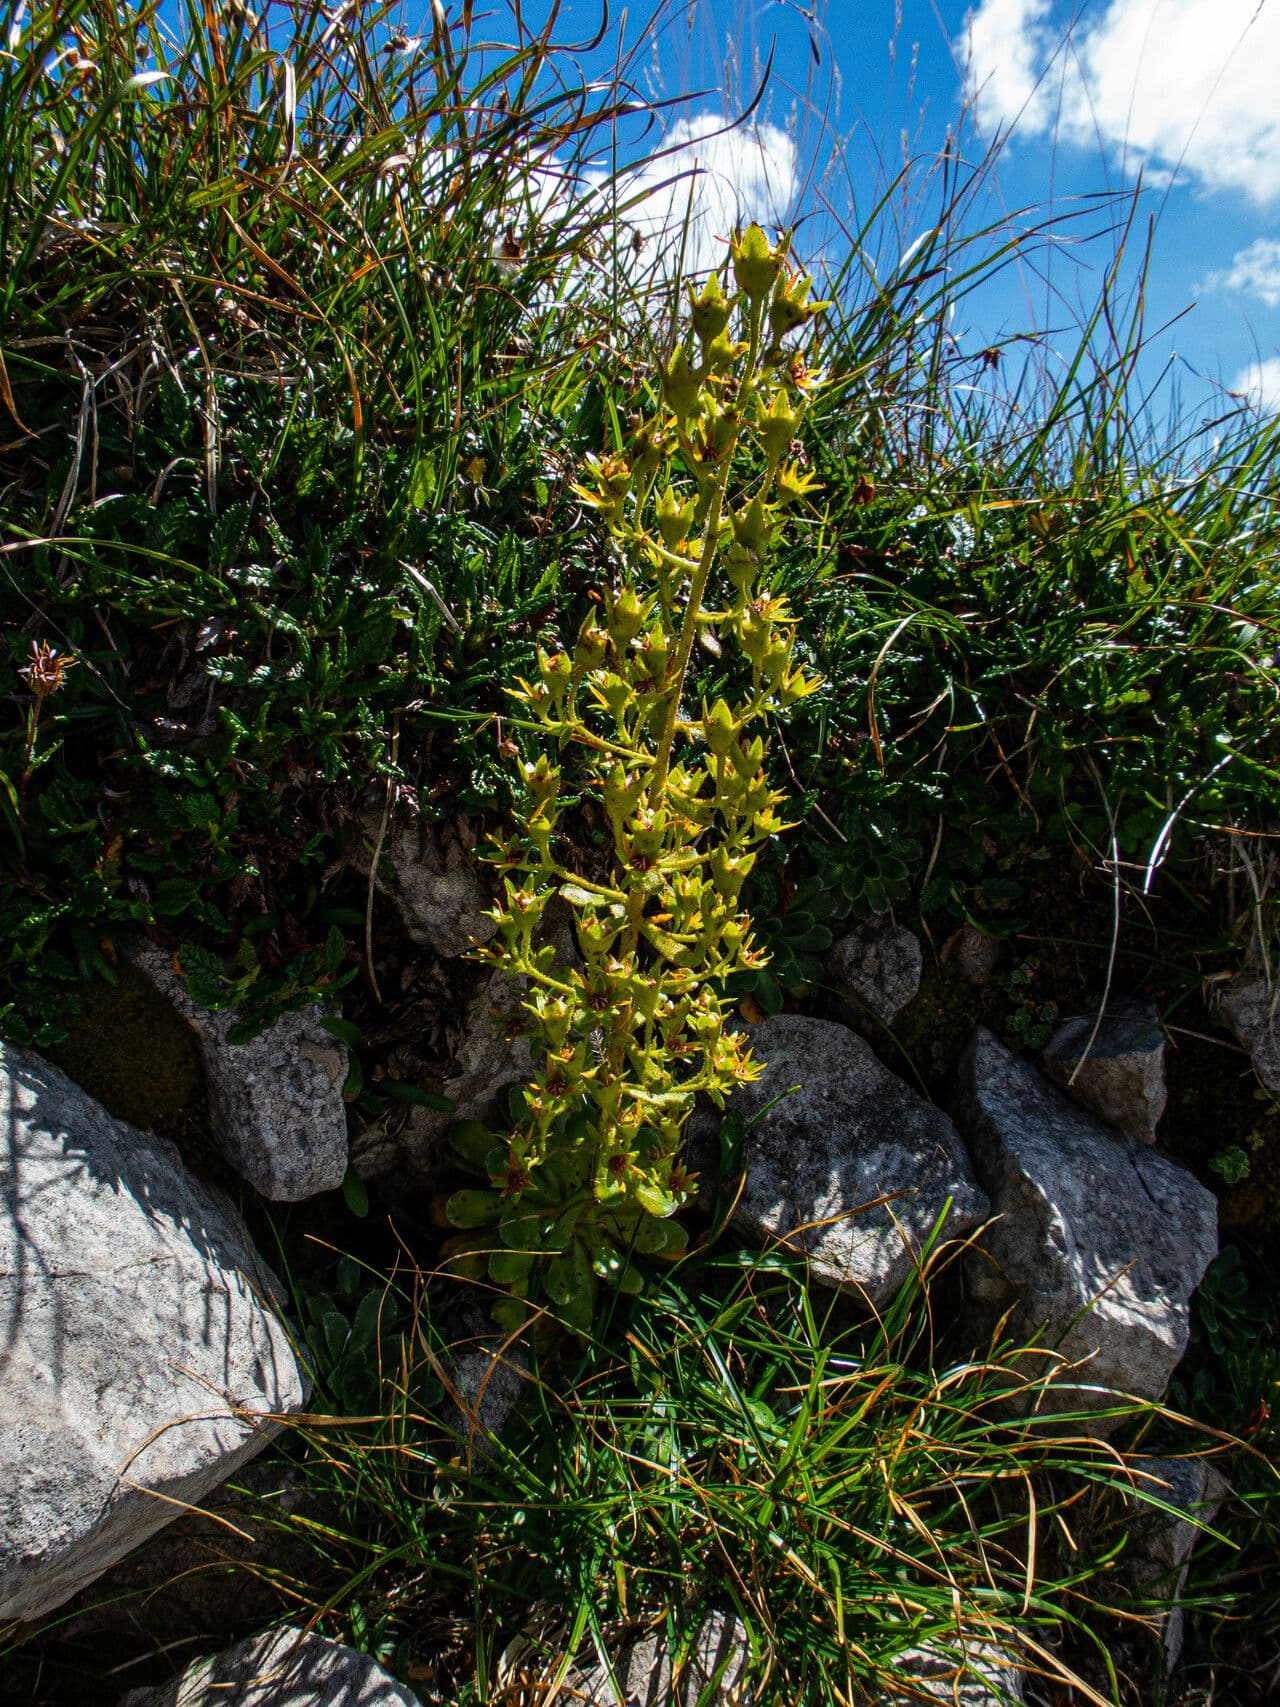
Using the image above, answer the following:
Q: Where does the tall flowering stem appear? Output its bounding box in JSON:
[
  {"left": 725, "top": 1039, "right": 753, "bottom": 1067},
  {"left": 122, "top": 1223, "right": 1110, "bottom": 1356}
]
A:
[
  {"left": 447, "top": 227, "right": 827, "bottom": 1331},
  {"left": 16, "top": 641, "right": 76, "bottom": 847}
]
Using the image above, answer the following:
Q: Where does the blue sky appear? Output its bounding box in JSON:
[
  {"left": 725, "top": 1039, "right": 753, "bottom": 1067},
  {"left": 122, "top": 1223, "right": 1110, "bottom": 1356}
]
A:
[
  {"left": 521, "top": 0, "right": 1280, "bottom": 424},
  {"left": 131, "top": 1, "right": 1280, "bottom": 421}
]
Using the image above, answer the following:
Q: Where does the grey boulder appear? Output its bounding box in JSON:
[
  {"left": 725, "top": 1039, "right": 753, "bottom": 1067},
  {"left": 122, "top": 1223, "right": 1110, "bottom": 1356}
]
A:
[
  {"left": 134, "top": 943, "right": 348, "bottom": 1201},
  {"left": 1124, "top": 1456, "right": 1229, "bottom": 1673},
  {"left": 1041, "top": 999, "right": 1167, "bottom": 1143},
  {"left": 0, "top": 1043, "right": 307, "bottom": 1624},
  {"left": 873, "top": 1644, "right": 1025, "bottom": 1703},
  {"left": 955, "top": 1029, "right": 1217, "bottom": 1420},
  {"left": 439, "top": 1298, "right": 530, "bottom": 1452},
  {"left": 568, "top": 1610, "right": 751, "bottom": 1705},
  {"left": 352, "top": 967, "right": 532, "bottom": 1183},
  {"left": 118, "top": 1626, "right": 420, "bottom": 1705},
  {"left": 357, "top": 806, "right": 496, "bottom": 960},
  {"left": 1216, "top": 964, "right": 1280, "bottom": 1094},
  {"left": 727, "top": 1016, "right": 989, "bottom": 1303},
  {"left": 827, "top": 917, "right": 922, "bottom": 1025}
]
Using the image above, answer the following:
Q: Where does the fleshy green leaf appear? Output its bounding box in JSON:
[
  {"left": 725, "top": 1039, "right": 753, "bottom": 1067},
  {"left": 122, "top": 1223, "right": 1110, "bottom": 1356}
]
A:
[
  {"left": 341, "top": 1163, "right": 370, "bottom": 1219},
  {"left": 381, "top": 1080, "right": 456, "bottom": 1111},
  {"left": 451, "top": 1120, "right": 498, "bottom": 1170},
  {"left": 446, "top": 1189, "right": 503, "bottom": 1230}
]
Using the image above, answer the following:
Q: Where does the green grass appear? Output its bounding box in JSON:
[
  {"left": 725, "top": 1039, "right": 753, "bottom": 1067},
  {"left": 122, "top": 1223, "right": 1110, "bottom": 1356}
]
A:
[
  {"left": 4, "top": 2, "right": 1277, "bottom": 1049},
  {"left": 206, "top": 1239, "right": 1218, "bottom": 1707},
  {"left": 708, "top": 207, "right": 1280, "bottom": 1011}
]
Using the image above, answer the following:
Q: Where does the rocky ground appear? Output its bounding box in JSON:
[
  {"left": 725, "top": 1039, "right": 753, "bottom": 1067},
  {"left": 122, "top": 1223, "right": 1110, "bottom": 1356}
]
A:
[{"left": 2, "top": 824, "right": 1276, "bottom": 1704}]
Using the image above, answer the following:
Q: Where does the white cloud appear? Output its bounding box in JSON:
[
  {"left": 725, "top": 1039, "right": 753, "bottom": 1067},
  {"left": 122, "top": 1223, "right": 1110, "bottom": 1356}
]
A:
[
  {"left": 963, "top": 0, "right": 1280, "bottom": 205},
  {"left": 963, "top": 0, "right": 1060, "bottom": 133},
  {"left": 1229, "top": 356, "right": 1280, "bottom": 412},
  {"left": 1201, "top": 238, "right": 1280, "bottom": 309},
  {"left": 587, "top": 113, "right": 799, "bottom": 279}
]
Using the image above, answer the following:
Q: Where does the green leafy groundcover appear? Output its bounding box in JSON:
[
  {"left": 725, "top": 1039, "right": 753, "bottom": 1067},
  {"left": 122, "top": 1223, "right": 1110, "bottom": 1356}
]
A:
[
  {"left": 5, "top": 5, "right": 1278, "bottom": 1062},
  {"left": 1, "top": 0, "right": 624, "bottom": 1047}
]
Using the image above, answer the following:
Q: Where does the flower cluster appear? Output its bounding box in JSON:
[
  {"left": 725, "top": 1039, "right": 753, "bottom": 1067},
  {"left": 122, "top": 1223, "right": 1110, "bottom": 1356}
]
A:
[{"left": 447, "top": 226, "right": 827, "bottom": 1331}]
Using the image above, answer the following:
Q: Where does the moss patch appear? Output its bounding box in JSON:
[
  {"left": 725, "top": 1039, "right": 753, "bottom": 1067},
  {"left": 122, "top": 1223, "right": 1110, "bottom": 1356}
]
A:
[{"left": 48, "top": 963, "right": 218, "bottom": 1174}]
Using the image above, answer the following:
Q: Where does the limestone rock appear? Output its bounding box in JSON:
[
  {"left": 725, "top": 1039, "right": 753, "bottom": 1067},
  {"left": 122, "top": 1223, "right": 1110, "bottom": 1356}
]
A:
[
  {"left": 827, "top": 917, "right": 922, "bottom": 1025},
  {"left": 118, "top": 1626, "right": 420, "bottom": 1705},
  {"left": 947, "top": 923, "right": 1001, "bottom": 988},
  {"left": 134, "top": 943, "right": 348, "bottom": 1201},
  {"left": 352, "top": 967, "right": 532, "bottom": 1182},
  {"left": 727, "top": 1016, "right": 989, "bottom": 1303},
  {"left": 954, "top": 1028, "right": 1217, "bottom": 1421},
  {"left": 1216, "top": 965, "right": 1280, "bottom": 1094},
  {"left": 873, "top": 1644, "right": 1025, "bottom": 1703},
  {"left": 1124, "top": 1456, "right": 1229, "bottom": 1673},
  {"left": 440, "top": 1299, "right": 530, "bottom": 1451},
  {"left": 1041, "top": 999, "right": 1167, "bottom": 1144},
  {"left": 568, "top": 1610, "right": 750, "bottom": 1706},
  {"left": 358, "top": 806, "right": 496, "bottom": 959},
  {"left": 0, "top": 1043, "right": 307, "bottom": 1624}
]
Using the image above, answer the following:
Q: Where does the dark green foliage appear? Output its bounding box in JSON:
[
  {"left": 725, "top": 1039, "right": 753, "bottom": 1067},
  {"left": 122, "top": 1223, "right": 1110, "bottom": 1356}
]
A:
[
  {"left": 1169, "top": 1243, "right": 1280, "bottom": 1684},
  {"left": 773, "top": 419, "right": 1280, "bottom": 929},
  {"left": 1174, "top": 1244, "right": 1280, "bottom": 1448},
  {"left": 732, "top": 860, "right": 836, "bottom": 1013},
  {"left": 0, "top": 0, "right": 631, "bottom": 1042},
  {"left": 296, "top": 1254, "right": 443, "bottom": 1419}
]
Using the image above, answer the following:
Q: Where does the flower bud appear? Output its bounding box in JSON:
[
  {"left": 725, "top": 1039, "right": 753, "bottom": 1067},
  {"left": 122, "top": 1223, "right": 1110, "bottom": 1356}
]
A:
[
  {"left": 608, "top": 584, "right": 646, "bottom": 642},
  {"left": 520, "top": 753, "right": 560, "bottom": 804},
  {"left": 731, "top": 495, "right": 772, "bottom": 553},
  {"left": 709, "top": 846, "right": 754, "bottom": 901},
  {"left": 574, "top": 614, "right": 608, "bottom": 672},
  {"left": 662, "top": 345, "right": 702, "bottom": 422},
  {"left": 539, "top": 649, "right": 572, "bottom": 704},
  {"left": 731, "top": 223, "right": 785, "bottom": 302},
  {"left": 635, "top": 624, "right": 670, "bottom": 680},
  {"left": 603, "top": 764, "right": 642, "bottom": 826},
  {"left": 689, "top": 272, "right": 733, "bottom": 344},
  {"left": 592, "top": 671, "right": 633, "bottom": 721},
  {"left": 577, "top": 910, "right": 620, "bottom": 957},
  {"left": 758, "top": 390, "right": 801, "bottom": 463},
  {"left": 628, "top": 421, "right": 664, "bottom": 479},
  {"left": 599, "top": 452, "right": 632, "bottom": 495},
  {"left": 703, "top": 329, "right": 745, "bottom": 373},
  {"left": 655, "top": 486, "right": 697, "bottom": 549},
  {"left": 768, "top": 270, "right": 830, "bottom": 344},
  {"left": 700, "top": 697, "right": 737, "bottom": 757}
]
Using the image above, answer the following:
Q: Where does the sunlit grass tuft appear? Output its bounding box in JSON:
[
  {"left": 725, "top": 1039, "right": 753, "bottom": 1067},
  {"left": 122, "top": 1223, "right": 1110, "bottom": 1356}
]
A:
[{"left": 244, "top": 1238, "right": 1227, "bottom": 1706}]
